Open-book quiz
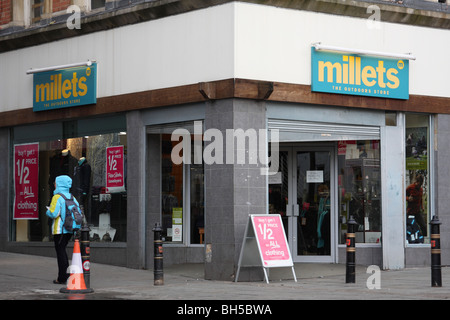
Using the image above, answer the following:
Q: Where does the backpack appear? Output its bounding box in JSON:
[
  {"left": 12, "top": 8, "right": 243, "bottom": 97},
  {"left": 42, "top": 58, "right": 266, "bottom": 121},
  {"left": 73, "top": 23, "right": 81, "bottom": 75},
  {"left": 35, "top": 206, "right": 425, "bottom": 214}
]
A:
[
  {"left": 58, "top": 193, "right": 83, "bottom": 233},
  {"left": 406, "top": 215, "right": 424, "bottom": 244}
]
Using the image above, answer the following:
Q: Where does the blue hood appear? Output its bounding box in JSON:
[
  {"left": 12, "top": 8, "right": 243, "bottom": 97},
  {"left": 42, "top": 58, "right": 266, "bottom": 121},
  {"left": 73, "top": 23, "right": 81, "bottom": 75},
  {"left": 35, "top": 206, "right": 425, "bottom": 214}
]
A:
[{"left": 54, "top": 175, "right": 72, "bottom": 197}]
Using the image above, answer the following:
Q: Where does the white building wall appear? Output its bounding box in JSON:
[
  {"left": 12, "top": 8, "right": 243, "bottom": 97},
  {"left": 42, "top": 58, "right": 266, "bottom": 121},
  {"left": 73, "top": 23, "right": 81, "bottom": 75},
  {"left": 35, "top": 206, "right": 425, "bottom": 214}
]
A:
[
  {"left": 0, "top": 2, "right": 449, "bottom": 108},
  {"left": 0, "top": 3, "right": 236, "bottom": 112},
  {"left": 381, "top": 115, "right": 406, "bottom": 270},
  {"left": 234, "top": 2, "right": 450, "bottom": 98}
]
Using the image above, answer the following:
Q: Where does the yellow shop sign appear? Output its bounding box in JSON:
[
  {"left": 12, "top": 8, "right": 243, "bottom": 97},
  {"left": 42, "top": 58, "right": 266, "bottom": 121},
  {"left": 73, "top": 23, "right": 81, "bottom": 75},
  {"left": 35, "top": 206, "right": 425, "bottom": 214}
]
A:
[
  {"left": 33, "top": 63, "right": 97, "bottom": 111},
  {"left": 311, "top": 48, "right": 409, "bottom": 99}
]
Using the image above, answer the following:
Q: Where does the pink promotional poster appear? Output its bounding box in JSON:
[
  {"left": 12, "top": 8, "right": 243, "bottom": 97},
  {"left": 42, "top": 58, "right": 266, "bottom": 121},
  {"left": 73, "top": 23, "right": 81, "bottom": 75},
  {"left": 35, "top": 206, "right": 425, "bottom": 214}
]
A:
[
  {"left": 106, "top": 145, "right": 125, "bottom": 193},
  {"left": 251, "top": 215, "right": 291, "bottom": 267},
  {"left": 14, "top": 143, "right": 39, "bottom": 220}
]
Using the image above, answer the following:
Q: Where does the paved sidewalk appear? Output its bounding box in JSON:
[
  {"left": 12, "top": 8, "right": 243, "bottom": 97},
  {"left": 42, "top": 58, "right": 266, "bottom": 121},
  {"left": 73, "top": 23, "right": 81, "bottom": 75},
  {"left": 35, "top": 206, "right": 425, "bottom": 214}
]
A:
[{"left": 0, "top": 251, "right": 449, "bottom": 300}]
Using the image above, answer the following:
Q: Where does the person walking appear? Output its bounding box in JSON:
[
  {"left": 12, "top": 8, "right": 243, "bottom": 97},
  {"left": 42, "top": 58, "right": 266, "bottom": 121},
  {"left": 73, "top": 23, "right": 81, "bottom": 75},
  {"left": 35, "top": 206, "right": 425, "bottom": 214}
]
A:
[{"left": 46, "top": 175, "right": 82, "bottom": 284}]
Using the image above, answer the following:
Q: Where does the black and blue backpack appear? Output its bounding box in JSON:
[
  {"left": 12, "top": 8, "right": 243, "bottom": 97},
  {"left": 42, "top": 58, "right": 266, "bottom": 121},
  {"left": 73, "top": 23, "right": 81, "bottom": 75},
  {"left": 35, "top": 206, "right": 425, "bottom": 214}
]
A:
[{"left": 58, "top": 193, "right": 83, "bottom": 233}]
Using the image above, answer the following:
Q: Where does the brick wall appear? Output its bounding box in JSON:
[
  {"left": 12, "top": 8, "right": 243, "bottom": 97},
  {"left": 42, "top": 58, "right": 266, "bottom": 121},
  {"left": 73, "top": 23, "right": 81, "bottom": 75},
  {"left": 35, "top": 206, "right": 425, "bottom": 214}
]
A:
[
  {"left": 53, "top": 0, "right": 71, "bottom": 12},
  {"left": 0, "top": 0, "right": 12, "bottom": 26}
]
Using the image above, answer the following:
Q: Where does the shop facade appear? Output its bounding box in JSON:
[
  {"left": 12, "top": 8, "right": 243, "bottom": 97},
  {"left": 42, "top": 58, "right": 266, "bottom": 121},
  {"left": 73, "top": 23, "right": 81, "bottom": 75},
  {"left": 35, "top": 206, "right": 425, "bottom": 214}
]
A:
[{"left": 0, "top": 0, "right": 449, "bottom": 281}]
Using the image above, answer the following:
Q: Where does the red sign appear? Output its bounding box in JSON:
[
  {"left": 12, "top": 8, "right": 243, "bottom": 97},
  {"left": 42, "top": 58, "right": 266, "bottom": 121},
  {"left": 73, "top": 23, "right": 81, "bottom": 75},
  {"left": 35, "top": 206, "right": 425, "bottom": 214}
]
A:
[
  {"left": 106, "top": 145, "right": 125, "bottom": 193},
  {"left": 251, "top": 215, "right": 292, "bottom": 267},
  {"left": 14, "top": 143, "right": 39, "bottom": 220},
  {"left": 338, "top": 140, "right": 356, "bottom": 155}
]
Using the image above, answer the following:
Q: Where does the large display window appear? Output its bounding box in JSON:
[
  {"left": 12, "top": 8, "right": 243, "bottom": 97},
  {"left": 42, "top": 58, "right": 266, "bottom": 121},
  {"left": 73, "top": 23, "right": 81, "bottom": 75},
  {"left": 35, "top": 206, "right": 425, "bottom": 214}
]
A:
[
  {"left": 11, "top": 116, "right": 127, "bottom": 243},
  {"left": 161, "top": 133, "right": 204, "bottom": 245},
  {"left": 338, "top": 140, "right": 381, "bottom": 244},
  {"left": 405, "top": 114, "right": 431, "bottom": 244}
]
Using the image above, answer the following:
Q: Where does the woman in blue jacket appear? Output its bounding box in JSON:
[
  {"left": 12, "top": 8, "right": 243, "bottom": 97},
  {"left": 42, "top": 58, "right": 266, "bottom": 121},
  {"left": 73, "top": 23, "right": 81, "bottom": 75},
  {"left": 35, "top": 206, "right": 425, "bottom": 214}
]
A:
[{"left": 46, "top": 175, "right": 81, "bottom": 284}]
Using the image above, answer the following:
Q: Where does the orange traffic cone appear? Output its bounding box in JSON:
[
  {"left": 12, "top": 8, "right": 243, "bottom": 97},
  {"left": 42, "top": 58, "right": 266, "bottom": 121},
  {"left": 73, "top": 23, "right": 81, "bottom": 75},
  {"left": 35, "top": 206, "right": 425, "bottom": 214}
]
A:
[{"left": 60, "top": 239, "right": 94, "bottom": 294}]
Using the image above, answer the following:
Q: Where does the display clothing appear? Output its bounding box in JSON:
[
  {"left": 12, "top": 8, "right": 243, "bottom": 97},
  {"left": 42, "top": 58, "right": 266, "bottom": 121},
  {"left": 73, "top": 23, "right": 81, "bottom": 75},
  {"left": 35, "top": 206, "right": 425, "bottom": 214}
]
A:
[
  {"left": 406, "top": 182, "right": 427, "bottom": 236},
  {"left": 72, "top": 157, "right": 91, "bottom": 198}
]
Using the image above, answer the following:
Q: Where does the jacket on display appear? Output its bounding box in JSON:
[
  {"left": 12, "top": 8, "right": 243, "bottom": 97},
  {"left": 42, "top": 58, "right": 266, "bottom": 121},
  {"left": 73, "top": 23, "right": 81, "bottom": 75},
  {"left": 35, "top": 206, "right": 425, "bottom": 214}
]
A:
[{"left": 72, "top": 158, "right": 91, "bottom": 197}]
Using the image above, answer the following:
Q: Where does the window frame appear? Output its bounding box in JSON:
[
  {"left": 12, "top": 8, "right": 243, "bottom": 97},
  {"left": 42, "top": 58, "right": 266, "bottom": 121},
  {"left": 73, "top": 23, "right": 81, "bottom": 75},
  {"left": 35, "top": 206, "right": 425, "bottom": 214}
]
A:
[
  {"left": 31, "top": 0, "right": 44, "bottom": 23},
  {"left": 10, "top": 116, "right": 128, "bottom": 243},
  {"left": 157, "top": 127, "right": 205, "bottom": 247},
  {"left": 404, "top": 113, "right": 434, "bottom": 246},
  {"left": 337, "top": 140, "right": 382, "bottom": 246}
]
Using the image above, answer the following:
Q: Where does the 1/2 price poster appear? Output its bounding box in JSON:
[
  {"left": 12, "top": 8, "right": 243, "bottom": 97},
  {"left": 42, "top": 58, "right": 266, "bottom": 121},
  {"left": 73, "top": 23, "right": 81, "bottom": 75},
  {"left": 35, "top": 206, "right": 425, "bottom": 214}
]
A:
[
  {"left": 106, "top": 145, "right": 125, "bottom": 193},
  {"left": 236, "top": 214, "right": 296, "bottom": 283},
  {"left": 251, "top": 215, "right": 292, "bottom": 267},
  {"left": 14, "top": 143, "right": 39, "bottom": 220}
]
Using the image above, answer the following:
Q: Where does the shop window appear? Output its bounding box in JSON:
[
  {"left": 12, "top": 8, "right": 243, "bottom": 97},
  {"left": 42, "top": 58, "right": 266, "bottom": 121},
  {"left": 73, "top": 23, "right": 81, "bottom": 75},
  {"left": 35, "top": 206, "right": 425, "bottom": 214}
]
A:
[
  {"left": 11, "top": 116, "right": 127, "bottom": 243},
  {"left": 405, "top": 114, "right": 431, "bottom": 244},
  {"left": 160, "top": 134, "right": 204, "bottom": 245},
  {"left": 338, "top": 140, "right": 381, "bottom": 244},
  {"left": 190, "top": 162, "right": 204, "bottom": 244},
  {"left": 91, "top": 0, "right": 105, "bottom": 10},
  {"left": 31, "top": 0, "right": 44, "bottom": 23}
]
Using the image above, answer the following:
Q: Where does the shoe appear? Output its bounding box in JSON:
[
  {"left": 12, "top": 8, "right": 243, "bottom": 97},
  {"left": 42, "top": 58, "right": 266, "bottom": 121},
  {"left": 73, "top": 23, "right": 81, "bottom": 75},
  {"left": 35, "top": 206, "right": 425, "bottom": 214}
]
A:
[{"left": 53, "top": 280, "right": 65, "bottom": 285}]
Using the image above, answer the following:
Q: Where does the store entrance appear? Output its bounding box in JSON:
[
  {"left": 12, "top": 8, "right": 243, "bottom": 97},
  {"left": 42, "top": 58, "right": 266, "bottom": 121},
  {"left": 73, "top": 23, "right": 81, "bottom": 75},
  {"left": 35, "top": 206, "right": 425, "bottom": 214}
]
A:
[{"left": 268, "top": 144, "right": 336, "bottom": 263}]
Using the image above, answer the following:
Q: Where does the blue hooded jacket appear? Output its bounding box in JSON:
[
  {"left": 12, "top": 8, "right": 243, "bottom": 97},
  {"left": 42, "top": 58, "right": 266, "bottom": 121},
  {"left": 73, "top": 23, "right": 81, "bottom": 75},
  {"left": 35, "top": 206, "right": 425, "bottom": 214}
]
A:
[{"left": 46, "top": 175, "right": 81, "bottom": 234}]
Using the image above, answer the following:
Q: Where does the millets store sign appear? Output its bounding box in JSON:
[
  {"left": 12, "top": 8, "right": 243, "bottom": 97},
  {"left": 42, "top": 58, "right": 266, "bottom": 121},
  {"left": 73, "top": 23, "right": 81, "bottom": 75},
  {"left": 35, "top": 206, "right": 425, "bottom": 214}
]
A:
[
  {"left": 32, "top": 63, "right": 97, "bottom": 111},
  {"left": 311, "top": 48, "right": 409, "bottom": 100}
]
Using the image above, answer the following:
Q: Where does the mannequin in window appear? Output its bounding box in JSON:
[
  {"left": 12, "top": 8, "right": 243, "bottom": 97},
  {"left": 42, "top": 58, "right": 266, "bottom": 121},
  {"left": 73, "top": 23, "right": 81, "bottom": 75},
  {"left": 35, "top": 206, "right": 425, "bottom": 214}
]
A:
[
  {"left": 406, "top": 174, "right": 426, "bottom": 237},
  {"left": 317, "top": 184, "right": 330, "bottom": 255},
  {"left": 48, "top": 149, "right": 77, "bottom": 196}
]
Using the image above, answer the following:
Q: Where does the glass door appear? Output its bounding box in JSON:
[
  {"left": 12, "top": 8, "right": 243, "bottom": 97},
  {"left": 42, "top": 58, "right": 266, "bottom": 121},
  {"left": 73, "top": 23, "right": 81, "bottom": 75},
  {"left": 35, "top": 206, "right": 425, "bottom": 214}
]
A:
[
  {"left": 268, "top": 146, "right": 336, "bottom": 263},
  {"left": 268, "top": 150, "right": 289, "bottom": 241}
]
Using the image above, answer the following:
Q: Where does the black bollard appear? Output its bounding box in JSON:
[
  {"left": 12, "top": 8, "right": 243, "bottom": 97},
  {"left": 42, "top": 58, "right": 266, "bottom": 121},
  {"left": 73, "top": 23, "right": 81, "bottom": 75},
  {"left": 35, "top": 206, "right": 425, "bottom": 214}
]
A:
[
  {"left": 430, "top": 215, "right": 442, "bottom": 287},
  {"left": 80, "top": 222, "right": 92, "bottom": 289},
  {"left": 153, "top": 223, "right": 164, "bottom": 286},
  {"left": 346, "top": 216, "right": 357, "bottom": 283}
]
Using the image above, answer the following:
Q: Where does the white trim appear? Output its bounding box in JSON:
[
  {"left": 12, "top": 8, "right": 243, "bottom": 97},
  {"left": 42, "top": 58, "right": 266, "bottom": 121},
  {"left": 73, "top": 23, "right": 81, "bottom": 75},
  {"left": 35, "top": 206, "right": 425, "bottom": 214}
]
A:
[
  {"left": 26, "top": 61, "right": 93, "bottom": 74},
  {"left": 312, "top": 43, "right": 416, "bottom": 60}
]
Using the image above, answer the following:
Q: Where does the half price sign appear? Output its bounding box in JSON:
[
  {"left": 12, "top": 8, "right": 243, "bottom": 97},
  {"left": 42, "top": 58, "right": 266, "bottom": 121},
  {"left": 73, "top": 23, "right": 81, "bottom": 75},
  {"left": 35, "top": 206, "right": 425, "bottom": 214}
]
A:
[
  {"left": 236, "top": 214, "right": 296, "bottom": 283},
  {"left": 14, "top": 143, "right": 39, "bottom": 220},
  {"left": 106, "top": 145, "right": 125, "bottom": 193},
  {"left": 252, "top": 215, "right": 292, "bottom": 267}
]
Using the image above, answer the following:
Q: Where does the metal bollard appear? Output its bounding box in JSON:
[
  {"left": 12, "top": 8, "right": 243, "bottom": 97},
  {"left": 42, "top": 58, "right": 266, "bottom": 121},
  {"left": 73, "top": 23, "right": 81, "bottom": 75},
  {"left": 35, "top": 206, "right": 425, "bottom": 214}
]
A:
[
  {"left": 345, "top": 216, "right": 357, "bottom": 283},
  {"left": 430, "top": 215, "right": 442, "bottom": 287},
  {"left": 80, "top": 222, "right": 92, "bottom": 289},
  {"left": 153, "top": 223, "right": 164, "bottom": 286}
]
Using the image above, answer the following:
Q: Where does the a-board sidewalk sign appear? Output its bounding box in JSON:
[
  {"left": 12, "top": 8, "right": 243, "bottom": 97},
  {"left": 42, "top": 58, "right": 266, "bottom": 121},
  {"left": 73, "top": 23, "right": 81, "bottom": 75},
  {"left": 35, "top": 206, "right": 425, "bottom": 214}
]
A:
[{"left": 235, "top": 214, "right": 297, "bottom": 283}]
